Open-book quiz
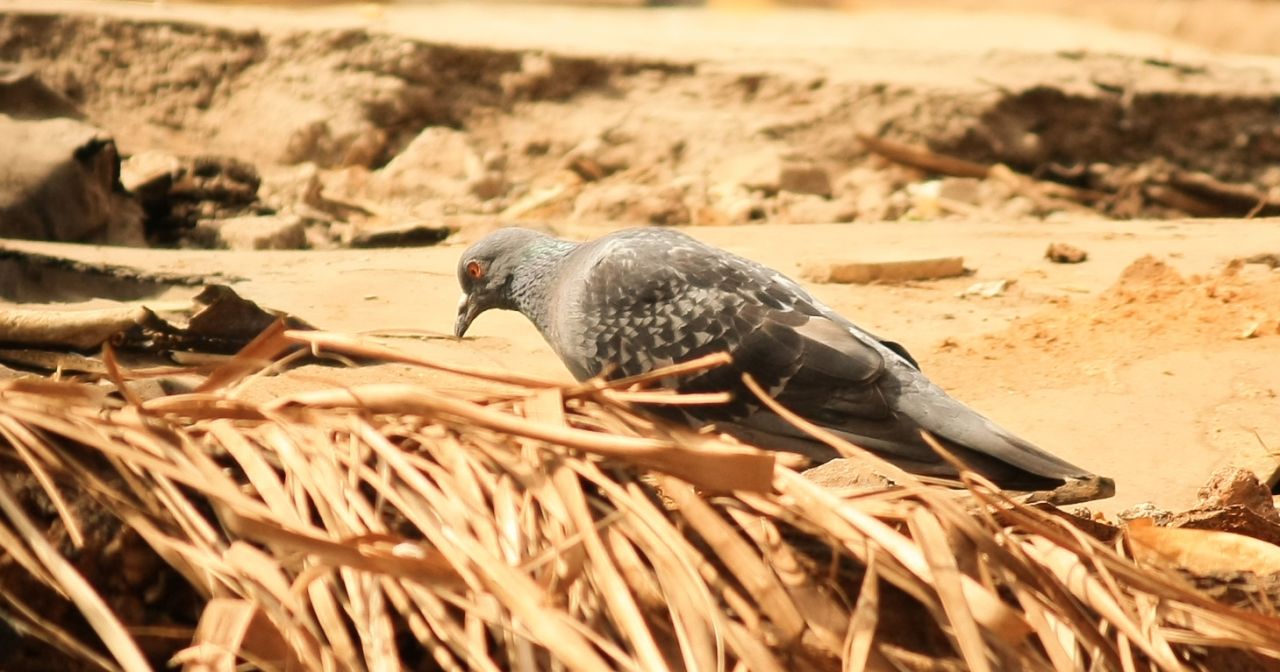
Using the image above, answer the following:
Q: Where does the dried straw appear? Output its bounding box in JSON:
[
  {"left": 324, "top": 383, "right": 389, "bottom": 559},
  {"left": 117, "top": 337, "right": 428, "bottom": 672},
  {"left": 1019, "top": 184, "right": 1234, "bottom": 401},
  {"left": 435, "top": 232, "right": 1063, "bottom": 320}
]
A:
[{"left": 0, "top": 327, "right": 1277, "bottom": 671}]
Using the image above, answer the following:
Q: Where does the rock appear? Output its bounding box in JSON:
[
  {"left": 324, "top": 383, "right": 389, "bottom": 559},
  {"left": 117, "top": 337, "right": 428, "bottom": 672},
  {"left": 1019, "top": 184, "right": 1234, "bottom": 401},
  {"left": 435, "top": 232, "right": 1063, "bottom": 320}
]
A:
[
  {"left": 467, "top": 171, "right": 508, "bottom": 201},
  {"left": 304, "top": 223, "right": 339, "bottom": 250},
  {"left": 837, "top": 166, "right": 898, "bottom": 221},
  {"left": 879, "top": 189, "right": 914, "bottom": 221},
  {"left": 778, "top": 161, "right": 832, "bottom": 198},
  {"left": 958, "top": 279, "right": 1014, "bottom": 299},
  {"left": 120, "top": 151, "right": 182, "bottom": 193},
  {"left": 267, "top": 100, "right": 396, "bottom": 169},
  {"left": 563, "top": 136, "right": 631, "bottom": 182},
  {"left": 0, "top": 115, "right": 144, "bottom": 245},
  {"left": 778, "top": 192, "right": 856, "bottom": 223},
  {"left": 202, "top": 214, "right": 306, "bottom": 250},
  {"left": 136, "top": 155, "right": 263, "bottom": 245},
  {"left": 259, "top": 163, "right": 325, "bottom": 214},
  {"left": 641, "top": 185, "right": 691, "bottom": 226},
  {"left": 802, "top": 458, "right": 895, "bottom": 490},
  {"left": 905, "top": 180, "right": 944, "bottom": 218},
  {"left": 937, "top": 177, "right": 983, "bottom": 205},
  {"left": 340, "top": 126, "right": 389, "bottom": 168},
  {"left": 349, "top": 222, "right": 453, "bottom": 248},
  {"left": 523, "top": 138, "right": 552, "bottom": 156},
  {"left": 0, "top": 66, "right": 83, "bottom": 120},
  {"left": 1165, "top": 507, "right": 1280, "bottom": 547},
  {"left": 374, "top": 127, "right": 472, "bottom": 198},
  {"left": 999, "top": 195, "right": 1038, "bottom": 219},
  {"left": 1196, "top": 467, "right": 1280, "bottom": 522},
  {"left": 715, "top": 149, "right": 831, "bottom": 197},
  {"left": 698, "top": 183, "right": 767, "bottom": 225},
  {"left": 715, "top": 148, "right": 781, "bottom": 194},
  {"left": 801, "top": 256, "right": 966, "bottom": 285},
  {"left": 1243, "top": 252, "right": 1280, "bottom": 269},
  {"left": 572, "top": 184, "right": 687, "bottom": 225},
  {"left": 1046, "top": 242, "right": 1088, "bottom": 264},
  {"left": 499, "top": 52, "right": 555, "bottom": 100},
  {"left": 572, "top": 184, "right": 643, "bottom": 222},
  {"left": 1117, "top": 502, "right": 1173, "bottom": 522}
]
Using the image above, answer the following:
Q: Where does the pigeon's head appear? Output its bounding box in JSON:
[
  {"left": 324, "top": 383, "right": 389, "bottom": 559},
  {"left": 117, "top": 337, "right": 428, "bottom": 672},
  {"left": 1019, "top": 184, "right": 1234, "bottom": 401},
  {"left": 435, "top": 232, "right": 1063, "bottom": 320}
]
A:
[{"left": 454, "top": 227, "right": 551, "bottom": 338}]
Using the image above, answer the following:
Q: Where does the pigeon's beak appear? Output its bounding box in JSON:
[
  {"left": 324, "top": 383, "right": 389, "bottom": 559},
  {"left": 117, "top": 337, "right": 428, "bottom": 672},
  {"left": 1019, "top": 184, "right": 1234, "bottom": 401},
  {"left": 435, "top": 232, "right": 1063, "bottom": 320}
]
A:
[{"left": 454, "top": 292, "right": 480, "bottom": 338}]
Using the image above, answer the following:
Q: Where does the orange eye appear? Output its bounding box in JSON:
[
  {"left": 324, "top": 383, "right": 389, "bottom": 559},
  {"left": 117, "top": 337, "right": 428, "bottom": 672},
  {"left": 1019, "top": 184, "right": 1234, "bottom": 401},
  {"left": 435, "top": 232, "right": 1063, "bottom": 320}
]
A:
[{"left": 466, "top": 261, "right": 484, "bottom": 280}]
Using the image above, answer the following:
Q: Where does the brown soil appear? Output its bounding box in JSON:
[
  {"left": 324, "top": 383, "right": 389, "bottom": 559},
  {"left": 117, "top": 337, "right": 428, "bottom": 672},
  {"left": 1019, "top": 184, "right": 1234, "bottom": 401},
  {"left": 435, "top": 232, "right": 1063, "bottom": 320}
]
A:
[{"left": 958, "top": 256, "right": 1280, "bottom": 388}]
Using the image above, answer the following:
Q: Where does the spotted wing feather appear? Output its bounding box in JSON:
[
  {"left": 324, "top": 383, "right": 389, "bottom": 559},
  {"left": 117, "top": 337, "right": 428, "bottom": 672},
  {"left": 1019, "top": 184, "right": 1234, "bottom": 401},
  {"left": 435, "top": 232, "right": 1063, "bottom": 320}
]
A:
[{"left": 562, "top": 230, "right": 950, "bottom": 459}]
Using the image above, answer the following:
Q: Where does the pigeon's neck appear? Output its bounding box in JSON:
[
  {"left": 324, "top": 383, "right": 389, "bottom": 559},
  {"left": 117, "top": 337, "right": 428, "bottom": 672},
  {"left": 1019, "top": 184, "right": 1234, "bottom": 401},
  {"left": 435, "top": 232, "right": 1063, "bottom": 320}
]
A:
[{"left": 507, "top": 238, "right": 577, "bottom": 332}]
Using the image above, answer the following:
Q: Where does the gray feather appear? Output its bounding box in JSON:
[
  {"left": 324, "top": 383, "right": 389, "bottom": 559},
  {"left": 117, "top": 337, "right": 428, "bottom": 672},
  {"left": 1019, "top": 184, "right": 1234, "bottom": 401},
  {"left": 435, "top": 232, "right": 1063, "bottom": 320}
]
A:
[{"left": 456, "top": 226, "right": 1110, "bottom": 491}]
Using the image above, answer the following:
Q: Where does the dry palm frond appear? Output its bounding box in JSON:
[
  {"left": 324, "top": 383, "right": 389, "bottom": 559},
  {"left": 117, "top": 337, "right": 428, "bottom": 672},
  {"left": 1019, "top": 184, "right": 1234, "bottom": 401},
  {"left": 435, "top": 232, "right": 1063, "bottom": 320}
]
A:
[{"left": 0, "top": 327, "right": 1278, "bottom": 671}]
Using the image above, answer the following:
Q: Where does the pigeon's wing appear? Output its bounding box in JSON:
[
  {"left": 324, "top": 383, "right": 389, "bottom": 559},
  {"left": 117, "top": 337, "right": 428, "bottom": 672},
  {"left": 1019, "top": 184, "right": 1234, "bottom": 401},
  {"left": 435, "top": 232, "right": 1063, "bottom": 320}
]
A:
[
  {"left": 567, "top": 231, "right": 945, "bottom": 464},
  {"left": 565, "top": 230, "right": 1105, "bottom": 487}
]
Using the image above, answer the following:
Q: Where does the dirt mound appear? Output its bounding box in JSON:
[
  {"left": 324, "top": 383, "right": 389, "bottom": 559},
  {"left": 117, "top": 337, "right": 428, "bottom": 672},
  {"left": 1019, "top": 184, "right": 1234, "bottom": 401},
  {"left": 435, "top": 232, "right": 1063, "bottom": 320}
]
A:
[
  {"left": 1090, "top": 255, "right": 1278, "bottom": 342},
  {"left": 940, "top": 256, "right": 1280, "bottom": 390}
]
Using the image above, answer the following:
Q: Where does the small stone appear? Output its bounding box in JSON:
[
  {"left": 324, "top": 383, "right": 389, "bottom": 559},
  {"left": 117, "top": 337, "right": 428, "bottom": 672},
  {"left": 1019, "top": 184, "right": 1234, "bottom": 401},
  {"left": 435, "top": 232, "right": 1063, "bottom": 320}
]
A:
[
  {"left": 717, "top": 153, "right": 833, "bottom": 197},
  {"left": 523, "top": 138, "right": 551, "bottom": 156},
  {"left": 563, "top": 136, "right": 630, "bottom": 181},
  {"left": 778, "top": 193, "right": 857, "bottom": 224},
  {"left": 803, "top": 458, "right": 895, "bottom": 490},
  {"left": 1117, "top": 501, "right": 1172, "bottom": 522},
  {"left": 1196, "top": 467, "right": 1280, "bottom": 522},
  {"left": 777, "top": 162, "right": 832, "bottom": 198},
  {"left": 467, "top": 171, "right": 508, "bottom": 201},
  {"left": 1046, "top": 242, "right": 1088, "bottom": 264},
  {"left": 958, "top": 279, "right": 1014, "bottom": 299},
  {"left": 905, "top": 180, "right": 944, "bottom": 219},
  {"left": 119, "top": 151, "right": 181, "bottom": 192},
  {"left": 209, "top": 214, "right": 306, "bottom": 250},
  {"left": 937, "top": 177, "right": 983, "bottom": 205}
]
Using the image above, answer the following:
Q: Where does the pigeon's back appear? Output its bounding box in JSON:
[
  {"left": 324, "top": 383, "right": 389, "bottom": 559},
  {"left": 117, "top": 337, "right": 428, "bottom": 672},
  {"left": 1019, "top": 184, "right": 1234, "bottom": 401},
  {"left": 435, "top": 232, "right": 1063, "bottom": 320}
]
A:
[{"left": 541, "top": 228, "right": 1109, "bottom": 495}]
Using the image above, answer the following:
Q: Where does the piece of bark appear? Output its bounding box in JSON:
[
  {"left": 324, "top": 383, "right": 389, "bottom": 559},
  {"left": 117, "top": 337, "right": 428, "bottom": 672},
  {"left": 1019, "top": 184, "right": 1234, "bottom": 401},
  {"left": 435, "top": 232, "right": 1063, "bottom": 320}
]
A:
[
  {"left": 1144, "top": 184, "right": 1224, "bottom": 217},
  {"left": 1168, "top": 171, "right": 1280, "bottom": 217},
  {"left": 349, "top": 223, "right": 453, "bottom": 248},
  {"left": 801, "top": 257, "right": 965, "bottom": 284},
  {"left": 0, "top": 306, "right": 150, "bottom": 350},
  {"left": 858, "top": 134, "right": 990, "bottom": 179}
]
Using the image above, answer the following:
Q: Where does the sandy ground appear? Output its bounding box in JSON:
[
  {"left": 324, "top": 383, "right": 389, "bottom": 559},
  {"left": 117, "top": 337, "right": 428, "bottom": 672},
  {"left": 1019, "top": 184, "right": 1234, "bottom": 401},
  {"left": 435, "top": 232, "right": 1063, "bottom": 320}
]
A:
[
  {"left": 3, "top": 0, "right": 1280, "bottom": 515},
  {"left": 7, "top": 214, "right": 1279, "bottom": 515},
  {"left": 0, "top": 0, "right": 1217, "bottom": 63}
]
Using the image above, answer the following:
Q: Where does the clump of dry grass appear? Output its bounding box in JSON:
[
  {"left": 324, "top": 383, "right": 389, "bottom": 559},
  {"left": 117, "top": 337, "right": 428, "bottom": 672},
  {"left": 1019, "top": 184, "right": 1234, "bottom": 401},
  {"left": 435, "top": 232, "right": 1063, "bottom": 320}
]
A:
[{"left": 0, "top": 324, "right": 1278, "bottom": 671}]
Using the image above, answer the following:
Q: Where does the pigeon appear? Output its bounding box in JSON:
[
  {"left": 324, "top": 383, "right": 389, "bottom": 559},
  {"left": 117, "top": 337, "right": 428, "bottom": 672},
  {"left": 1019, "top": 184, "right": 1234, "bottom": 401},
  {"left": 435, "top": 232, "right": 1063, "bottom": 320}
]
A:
[{"left": 455, "top": 226, "right": 1112, "bottom": 494}]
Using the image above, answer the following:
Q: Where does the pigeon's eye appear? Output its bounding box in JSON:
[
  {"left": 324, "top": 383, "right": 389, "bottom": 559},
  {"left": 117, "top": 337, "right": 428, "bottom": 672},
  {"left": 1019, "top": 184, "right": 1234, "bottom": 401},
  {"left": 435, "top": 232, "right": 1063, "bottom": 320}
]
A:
[{"left": 466, "top": 261, "right": 485, "bottom": 280}]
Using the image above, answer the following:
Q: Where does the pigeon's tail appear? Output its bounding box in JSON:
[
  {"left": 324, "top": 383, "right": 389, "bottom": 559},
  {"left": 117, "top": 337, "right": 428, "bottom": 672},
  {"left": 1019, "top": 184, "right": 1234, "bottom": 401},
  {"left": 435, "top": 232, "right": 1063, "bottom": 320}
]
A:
[{"left": 888, "top": 376, "right": 1111, "bottom": 494}]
